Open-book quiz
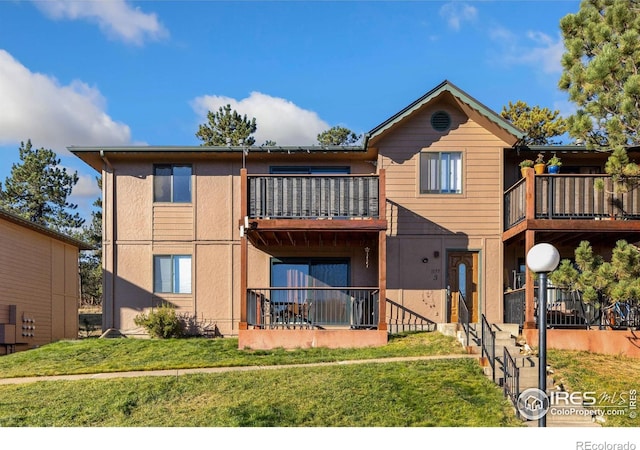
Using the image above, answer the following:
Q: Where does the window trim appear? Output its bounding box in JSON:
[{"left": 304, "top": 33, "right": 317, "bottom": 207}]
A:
[
  {"left": 418, "top": 151, "right": 464, "bottom": 195},
  {"left": 153, "top": 164, "right": 192, "bottom": 203},
  {"left": 153, "top": 254, "right": 192, "bottom": 294}
]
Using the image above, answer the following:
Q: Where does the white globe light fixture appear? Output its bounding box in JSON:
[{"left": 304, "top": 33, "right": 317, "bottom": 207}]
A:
[
  {"left": 526, "top": 243, "right": 560, "bottom": 274},
  {"left": 526, "top": 242, "right": 560, "bottom": 428}
]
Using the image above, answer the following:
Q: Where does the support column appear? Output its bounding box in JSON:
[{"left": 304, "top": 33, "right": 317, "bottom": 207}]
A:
[
  {"left": 524, "top": 229, "right": 536, "bottom": 329},
  {"left": 239, "top": 168, "right": 248, "bottom": 330},
  {"left": 377, "top": 169, "right": 387, "bottom": 331}
]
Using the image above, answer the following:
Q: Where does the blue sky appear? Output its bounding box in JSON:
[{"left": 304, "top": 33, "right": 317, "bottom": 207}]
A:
[{"left": 0, "top": 0, "right": 580, "bottom": 222}]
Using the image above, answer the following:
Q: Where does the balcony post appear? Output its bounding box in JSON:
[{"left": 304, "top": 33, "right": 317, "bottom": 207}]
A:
[
  {"left": 524, "top": 230, "right": 536, "bottom": 329},
  {"left": 378, "top": 169, "right": 387, "bottom": 331},
  {"left": 240, "top": 168, "right": 248, "bottom": 330},
  {"left": 524, "top": 167, "right": 535, "bottom": 220}
]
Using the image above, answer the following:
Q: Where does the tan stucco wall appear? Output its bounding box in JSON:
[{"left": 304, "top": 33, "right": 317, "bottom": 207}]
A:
[
  {"left": 103, "top": 157, "right": 380, "bottom": 337},
  {"left": 0, "top": 217, "right": 80, "bottom": 353}
]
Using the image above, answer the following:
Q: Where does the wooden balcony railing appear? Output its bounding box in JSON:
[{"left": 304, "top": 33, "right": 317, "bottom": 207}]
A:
[
  {"left": 504, "top": 174, "right": 640, "bottom": 230},
  {"left": 247, "top": 174, "right": 380, "bottom": 220}
]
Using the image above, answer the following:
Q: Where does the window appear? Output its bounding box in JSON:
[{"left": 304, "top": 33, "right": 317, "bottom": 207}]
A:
[
  {"left": 420, "top": 152, "right": 462, "bottom": 194},
  {"left": 154, "top": 255, "right": 192, "bottom": 294},
  {"left": 154, "top": 165, "right": 192, "bottom": 202}
]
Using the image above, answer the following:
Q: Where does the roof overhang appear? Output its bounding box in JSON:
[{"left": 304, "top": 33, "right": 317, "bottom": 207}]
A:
[{"left": 69, "top": 145, "right": 374, "bottom": 172}]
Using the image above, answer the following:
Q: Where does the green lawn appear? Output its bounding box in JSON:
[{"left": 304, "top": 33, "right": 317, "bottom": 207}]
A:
[
  {"left": 0, "top": 331, "right": 523, "bottom": 427},
  {"left": 0, "top": 331, "right": 466, "bottom": 378},
  {"left": 0, "top": 331, "right": 637, "bottom": 427}
]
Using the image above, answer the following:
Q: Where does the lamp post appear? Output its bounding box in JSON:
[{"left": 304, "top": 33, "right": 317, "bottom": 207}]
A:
[{"left": 526, "top": 242, "right": 560, "bottom": 427}]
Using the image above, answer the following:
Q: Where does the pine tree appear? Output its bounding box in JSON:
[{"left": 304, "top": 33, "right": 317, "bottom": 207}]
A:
[
  {"left": 196, "top": 104, "right": 257, "bottom": 146},
  {"left": 500, "top": 100, "right": 567, "bottom": 145},
  {"left": 558, "top": 0, "right": 640, "bottom": 178},
  {"left": 0, "top": 140, "right": 84, "bottom": 233},
  {"left": 317, "top": 126, "right": 361, "bottom": 146},
  {"left": 77, "top": 177, "right": 102, "bottom": 306}
]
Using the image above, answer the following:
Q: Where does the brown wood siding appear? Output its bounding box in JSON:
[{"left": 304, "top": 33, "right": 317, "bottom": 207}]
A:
[
  {"left": 0, "top": 218, "right": 81, "bottom": 350},
  {"left": 379, "top": 101, "right": 508, "bottom": 238},
  {"left": 153, "top": 204, "right": 194, "bottom": 241}
]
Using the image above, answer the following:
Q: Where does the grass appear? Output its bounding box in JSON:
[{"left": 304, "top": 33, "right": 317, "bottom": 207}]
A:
[
  {"left": 0, "top": 331, "right": 466, "bottom": 378},
  {"left": 0, "top": 331, "right": 524, "bottom": 427},
  {"left": 0, "top": 331, "right": 638, "bottom": 427},
  {"left": 547, "top": 349, "right": 640, "bottom": 427},
  {"left": 0, "top": 358, "right": 520, "bottom": 427}
]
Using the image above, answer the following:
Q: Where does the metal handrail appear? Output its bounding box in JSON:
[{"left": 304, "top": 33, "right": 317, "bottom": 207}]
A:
[
  {"left": 481, "top": 314, "right": 496, "bottom": 383},
  {"left": 503, "top": 346, "right": 520, "bottom": 415},
  {"left": 386, "top": 299, "right": 437, "bottom": 334},
  {"left": 458, "top": 292, "right": 470, "bottom": 347},
  {"left": 247, "top": 287, "right": 379, "bottom": 329}
]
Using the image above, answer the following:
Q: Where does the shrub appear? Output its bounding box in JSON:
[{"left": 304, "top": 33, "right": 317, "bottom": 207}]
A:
[{"left": 134, "top": 303, "right": 184, "bottom": 338}]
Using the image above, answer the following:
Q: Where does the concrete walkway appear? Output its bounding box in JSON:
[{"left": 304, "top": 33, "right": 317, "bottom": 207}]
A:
[{"left": 0, "top": 354, "right": 478, "bottom": 385}]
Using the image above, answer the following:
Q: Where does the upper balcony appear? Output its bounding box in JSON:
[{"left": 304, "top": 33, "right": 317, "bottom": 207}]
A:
[
  {"left": 240, "top": 169, "right": 387, "bottom": 246},
  {"left": 503, "top": 171, "right": 640, "bottom": 243}
]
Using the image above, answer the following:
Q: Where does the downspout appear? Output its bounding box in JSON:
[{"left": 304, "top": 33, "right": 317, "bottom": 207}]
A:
[{"left": 100, "top": 150, "right": 115, "bottom": 332}]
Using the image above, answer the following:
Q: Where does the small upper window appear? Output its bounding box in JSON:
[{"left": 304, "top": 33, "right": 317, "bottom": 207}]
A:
[
  {"left": 154, "top": 165, "right": 192, "bottom": 203},
  {"left": 420, "top": 152, "right": 462, "bottom": 194},
  {"left": 431, "top": 111, "right": 451, "bottom": 132}
]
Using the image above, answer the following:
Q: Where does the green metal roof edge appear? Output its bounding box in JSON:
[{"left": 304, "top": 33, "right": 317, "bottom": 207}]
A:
[
  {"left": 365, "top": 80, "right": 526, "bottom": 141},
  {"left": 68, "top": 145, "right": 367, "bottom": 154},
  {"left": 0, "top": 208, "right": 93, "bottom": 250}
]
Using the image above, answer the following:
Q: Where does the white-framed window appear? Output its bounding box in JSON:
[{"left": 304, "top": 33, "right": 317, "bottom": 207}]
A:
[
  {"left": 154, "top": 255, "right": 192, "bottom": 294},
  {"left": 153, "top": 164, "right": 192, "bottom": 203},
  {"left": 419, "top": 151, "right": 463, "bottom": 194}
]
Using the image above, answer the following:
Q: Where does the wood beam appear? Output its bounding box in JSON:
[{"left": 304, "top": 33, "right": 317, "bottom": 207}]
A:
[{"left": 524, "top": 230, "right": 536, "bottom": 330}]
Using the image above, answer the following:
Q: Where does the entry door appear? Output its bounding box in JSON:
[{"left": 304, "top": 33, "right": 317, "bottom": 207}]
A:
[{"left": 448, "top": 252, "right": 479, "bottom": 323}]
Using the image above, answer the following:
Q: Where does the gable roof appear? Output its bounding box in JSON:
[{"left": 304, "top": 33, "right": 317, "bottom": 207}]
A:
[{"left": 365, "top": 80, "right": 526, "bottom": 146}]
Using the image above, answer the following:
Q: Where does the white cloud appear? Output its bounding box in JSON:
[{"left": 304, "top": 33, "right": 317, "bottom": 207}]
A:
[
  {"left": 190, "top": 92, "right": 331, "bottom": 146},
  {"left": 490, "top": 28, "right": 564, "bottom": 75},
  {"left": 0, "top": 49, "right": 131, "bottom": 154},
  {"left": 439, "top": 2, "right": 478, "bottom": 31},
  {"left": 32, "top": 0, "right": 168, "bottom": 45}
]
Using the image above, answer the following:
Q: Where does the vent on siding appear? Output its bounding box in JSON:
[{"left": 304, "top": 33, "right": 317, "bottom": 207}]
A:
[{"left": 431, "top": 111, "right": 451, "bottom": 132}]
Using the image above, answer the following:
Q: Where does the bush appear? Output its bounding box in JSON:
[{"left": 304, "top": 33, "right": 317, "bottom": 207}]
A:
[{"left": 134, "top": 303, "right": 184, "bottom": 338}]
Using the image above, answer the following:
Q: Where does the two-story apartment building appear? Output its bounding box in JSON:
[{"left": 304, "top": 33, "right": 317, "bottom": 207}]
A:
[{"left": 71, "top": 80, "right": 640, "bottom": 351}]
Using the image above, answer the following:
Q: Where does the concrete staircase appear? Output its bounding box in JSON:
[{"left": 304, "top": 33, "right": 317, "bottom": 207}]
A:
[{"left": 444, "top": 321, "right": 601, "bottom": 427}]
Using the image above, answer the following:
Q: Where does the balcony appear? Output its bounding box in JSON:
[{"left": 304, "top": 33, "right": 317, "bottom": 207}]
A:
[
  {"left": 241, "top": 171, "right": 387, "bottom": 247},
  {"left": 246, "top": 287, "right": 380, "bottom": 330},
  {"left": 503, "top": 173, "right": 640, "bottom": 242}
]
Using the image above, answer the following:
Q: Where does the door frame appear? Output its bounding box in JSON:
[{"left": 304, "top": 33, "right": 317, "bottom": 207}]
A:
[{"left": 446, "top": 249, "right": 481, "bottom": 323}]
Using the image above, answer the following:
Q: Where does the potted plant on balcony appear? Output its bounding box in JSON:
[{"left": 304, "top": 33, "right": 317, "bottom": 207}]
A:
[
  {"left": 547, "top": 154, "right": 562, "bottom": 174},
  {"left": 519, "top": 159, "right": 534, "bottom": 177},
  {"left": 534, "top": 153, "right": 546, "bottom": 174}
]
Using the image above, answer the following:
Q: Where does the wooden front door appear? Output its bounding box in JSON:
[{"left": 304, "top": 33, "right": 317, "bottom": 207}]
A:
[{"left": 448, "top": 252, "right": 479, "bottom": 323}]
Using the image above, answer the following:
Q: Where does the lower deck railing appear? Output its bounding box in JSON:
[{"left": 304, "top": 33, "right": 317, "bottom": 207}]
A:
[
  {"left": 504, "top": 287, "right": 640, "bottom": 330},
  {"left": 247, "top": 287, "right": 379, "bottom": 329}
]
